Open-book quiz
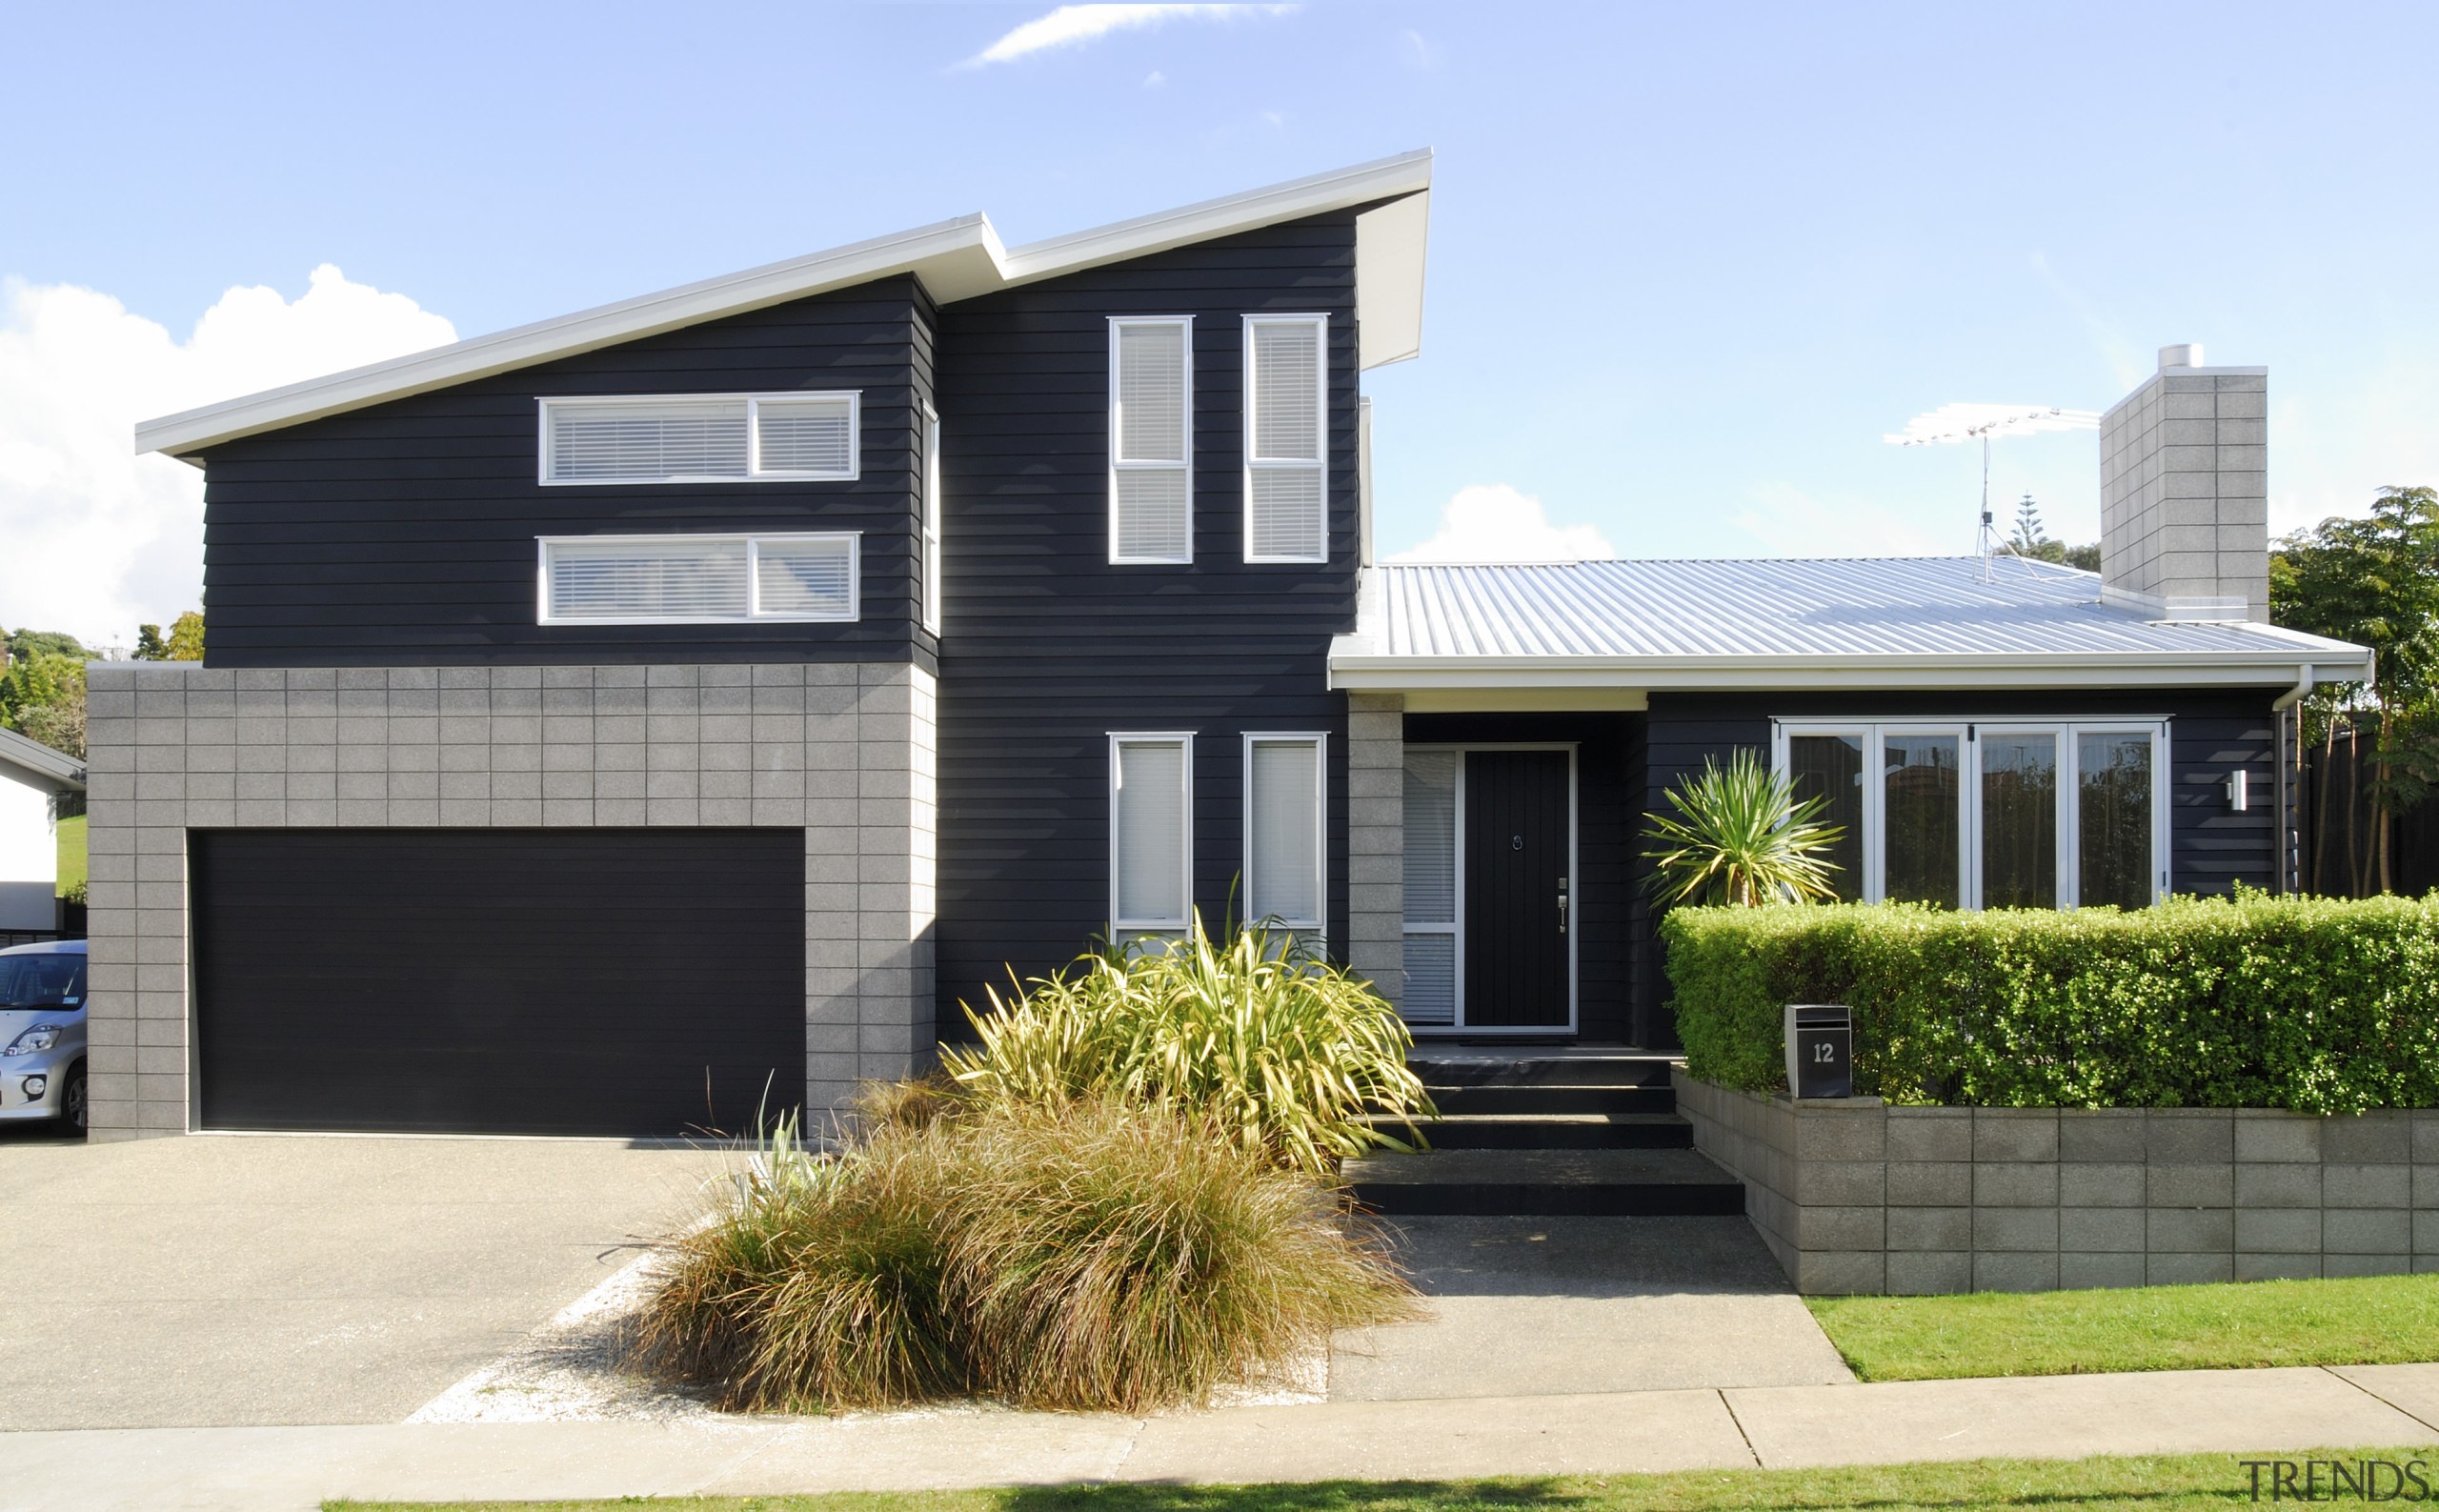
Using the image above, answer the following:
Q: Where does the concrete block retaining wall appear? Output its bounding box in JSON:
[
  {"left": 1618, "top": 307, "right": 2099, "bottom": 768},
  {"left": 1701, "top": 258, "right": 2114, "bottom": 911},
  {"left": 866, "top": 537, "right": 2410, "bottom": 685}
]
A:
[{"left": 1675, "top": 1070, "right": 2439, "bottom": 1295}]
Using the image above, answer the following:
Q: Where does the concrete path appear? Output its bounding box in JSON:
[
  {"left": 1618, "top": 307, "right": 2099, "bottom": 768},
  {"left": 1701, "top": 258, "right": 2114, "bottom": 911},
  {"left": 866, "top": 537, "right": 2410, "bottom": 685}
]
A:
[
  {"left": 10, "top": 1362, "right": 2439, "bottom": 1510},
  {"left": 0, "top": 1129, "right": 726, "bottom": 1429},
  {"left": 1333, "top": 1215, "right": 1853, "bottom": 1399}
]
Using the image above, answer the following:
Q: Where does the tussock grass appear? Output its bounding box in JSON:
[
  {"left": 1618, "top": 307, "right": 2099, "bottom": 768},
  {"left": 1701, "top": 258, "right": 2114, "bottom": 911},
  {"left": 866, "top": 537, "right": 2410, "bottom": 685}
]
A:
[
  {"left": 634, "top": 1090, "right": 1416, "bottom": 1413},
  {"left": 942, "top": 916, "right": 1434, "bottom": 1176}
]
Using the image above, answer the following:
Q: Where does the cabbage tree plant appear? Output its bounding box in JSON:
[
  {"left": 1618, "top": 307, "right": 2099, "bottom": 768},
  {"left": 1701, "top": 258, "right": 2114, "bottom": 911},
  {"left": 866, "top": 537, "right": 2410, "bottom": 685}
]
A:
[{"left": 1643, "top": 749, "right": 1844, "bottom": 906}]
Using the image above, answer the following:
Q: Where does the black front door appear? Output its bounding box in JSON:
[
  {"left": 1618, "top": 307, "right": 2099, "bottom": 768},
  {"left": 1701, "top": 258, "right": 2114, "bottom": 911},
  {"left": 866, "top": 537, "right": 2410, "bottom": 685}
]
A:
[{"left": 1462, "top": 750, "right": 1571, "bottom": 1028}]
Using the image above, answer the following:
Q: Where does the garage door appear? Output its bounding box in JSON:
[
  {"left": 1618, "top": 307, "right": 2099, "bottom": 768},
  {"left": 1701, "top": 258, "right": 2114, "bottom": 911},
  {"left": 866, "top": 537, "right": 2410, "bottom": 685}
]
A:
[{"left": 191, "top": 829, "right": 806, "bottom": 1138}]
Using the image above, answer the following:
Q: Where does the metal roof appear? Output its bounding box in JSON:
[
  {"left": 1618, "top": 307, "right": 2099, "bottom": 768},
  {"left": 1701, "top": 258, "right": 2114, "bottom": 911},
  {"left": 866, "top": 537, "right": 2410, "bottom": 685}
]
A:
[
  {"left": 1331, "top": 557, "right": 2373, "bottom": 693},
  {"left": 0, "top": 728, "right": 85, "bottom": 793}
]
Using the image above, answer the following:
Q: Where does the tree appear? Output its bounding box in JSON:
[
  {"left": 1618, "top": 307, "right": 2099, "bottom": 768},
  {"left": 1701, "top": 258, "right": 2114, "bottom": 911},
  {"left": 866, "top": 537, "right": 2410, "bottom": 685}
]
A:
[
  {"left": 2269, "top": 485, "right": 2439, "bottom": 893},
  {"left": 133, "top": 610, "right": 204, "bottom": 662},
  {"left": 1642, "top": 750, "right": 1846, "bottom": 906},
  {"left": 4, "top": 629, "right": 88, "bottom": 662},
  {"left": 2006, "top": 494, "right": 2051, "bottom": 556},
  {"left": 0, "top": 651, "right": 87, "bottom": 759}
]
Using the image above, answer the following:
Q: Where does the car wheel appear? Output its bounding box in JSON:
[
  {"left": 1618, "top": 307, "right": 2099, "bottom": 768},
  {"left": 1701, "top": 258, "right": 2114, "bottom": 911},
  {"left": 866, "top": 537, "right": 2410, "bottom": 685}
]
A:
[{"left": 62, "top": 1065, "right": 87, "bottom": 1137}]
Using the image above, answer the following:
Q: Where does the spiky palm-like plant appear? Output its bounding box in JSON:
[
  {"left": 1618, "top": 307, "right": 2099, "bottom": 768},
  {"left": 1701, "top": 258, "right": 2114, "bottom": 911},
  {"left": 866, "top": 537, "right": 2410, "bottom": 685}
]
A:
[{"left": 1643, "top": 749, "right": 1845, "bottom": 906}]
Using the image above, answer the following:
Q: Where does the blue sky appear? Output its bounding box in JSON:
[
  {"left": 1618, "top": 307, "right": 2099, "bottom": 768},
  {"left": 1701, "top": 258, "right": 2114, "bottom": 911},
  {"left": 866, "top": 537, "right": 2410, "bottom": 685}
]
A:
[{"left": 5, "top": 1, "right": 2437, "bottom": 637}]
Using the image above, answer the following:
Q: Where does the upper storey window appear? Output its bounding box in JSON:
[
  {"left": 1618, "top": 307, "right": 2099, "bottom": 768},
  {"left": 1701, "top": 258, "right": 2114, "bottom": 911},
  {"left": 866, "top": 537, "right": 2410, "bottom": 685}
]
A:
[
  {"left": 540, "top": 393, "right": 860, "bottom": 484},
  {"left": 1108, "top": 317, "right": 1194, "bottom": 564},
  {"left": 1243, "top": 315, "right": 1328, "bottom": 562}
]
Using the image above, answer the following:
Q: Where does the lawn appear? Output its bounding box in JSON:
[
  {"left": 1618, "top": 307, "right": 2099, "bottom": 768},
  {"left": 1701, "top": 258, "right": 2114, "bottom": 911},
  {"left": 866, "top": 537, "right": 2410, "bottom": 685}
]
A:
[
  {"left": 1808, "top": 1272, "right": 2439, "bottom": 1381},
  {"left": 324, "top": 1448, "right": 2437, "bottom": 1512},
  {"left": 55, "top": 812, "right": 84, "bottom": 897}
]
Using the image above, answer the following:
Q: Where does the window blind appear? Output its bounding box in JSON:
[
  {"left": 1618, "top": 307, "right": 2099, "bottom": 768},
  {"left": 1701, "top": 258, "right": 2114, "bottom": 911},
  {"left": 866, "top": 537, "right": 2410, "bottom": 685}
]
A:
[
  {"left": 543, "top": 394, "right": 858, "bottom": 483},
  {"left": 1113, "top": 737, "right": 1190, "bottom": 927},
  {"left": 540, "top": 534, "right": 858, "bottom": 623},
  {"left": 1246, "top": 737, "right": 1322, "bottom": 928},
  {"left": 755, "top": 395, "right": 856, "bottom": 476},
  {"left": 1110, "top": 319, "right": 1192, "bottom": 562},
  {"left": 754, "top": 536, "right": 857, "bottom": 619},
  {"left": 1244, "top": 316, "right": 1325, "bottom": 561}
]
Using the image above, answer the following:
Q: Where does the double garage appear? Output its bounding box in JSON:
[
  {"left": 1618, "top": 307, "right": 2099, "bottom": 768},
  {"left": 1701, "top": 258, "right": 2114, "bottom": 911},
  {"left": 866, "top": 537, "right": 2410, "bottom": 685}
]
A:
[{"left": 188, "top": 829, "right": 808, "bottom": 1138}]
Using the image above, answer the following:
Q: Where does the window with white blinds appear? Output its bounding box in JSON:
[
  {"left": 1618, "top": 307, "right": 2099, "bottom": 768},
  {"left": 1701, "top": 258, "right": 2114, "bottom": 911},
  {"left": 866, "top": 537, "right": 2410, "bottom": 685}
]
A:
[
  {"left": 1244, "top": 735, "right": 1324, "bottom": 934},
  {"left": 1111, "top": 734, "right": 1193, "bottom": 933},
  {"left": 1109, "top": 317, "right": 1193, "bottom": 563},
  {"left": 1243, "top": 314, "right": 1327, "bottom": 562},
  {"left": 539, "top": 534, "right": 859, "bottom": 623},
  {"left": 921, "top": 403, "right": 943, "bottom": 636},
  {"left": 541, "top": 393, "right": 859, "bottom": 483},
  {"left": 1401, "top": 749, "right": 1460, "bottom": 1026}
]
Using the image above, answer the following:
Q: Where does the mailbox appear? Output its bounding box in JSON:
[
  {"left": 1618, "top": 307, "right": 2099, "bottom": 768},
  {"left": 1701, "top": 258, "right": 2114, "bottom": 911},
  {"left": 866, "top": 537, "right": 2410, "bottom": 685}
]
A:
[{"left": 1784, "top": 1004, "right": 1853, "bottom": 1099}]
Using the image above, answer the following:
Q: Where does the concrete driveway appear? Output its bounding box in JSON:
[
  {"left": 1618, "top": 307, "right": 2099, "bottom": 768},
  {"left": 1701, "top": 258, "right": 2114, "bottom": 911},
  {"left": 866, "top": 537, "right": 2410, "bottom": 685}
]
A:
[{"left": 0, "top": 1126, "right": 725, "bottom": 1430}]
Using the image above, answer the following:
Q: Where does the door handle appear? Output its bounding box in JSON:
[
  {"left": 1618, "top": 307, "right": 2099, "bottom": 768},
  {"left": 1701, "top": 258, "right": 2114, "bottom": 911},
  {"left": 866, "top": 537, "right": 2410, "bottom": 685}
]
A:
[{"left": 1558, "top": 886, "right": 1568, "bottom": 936}]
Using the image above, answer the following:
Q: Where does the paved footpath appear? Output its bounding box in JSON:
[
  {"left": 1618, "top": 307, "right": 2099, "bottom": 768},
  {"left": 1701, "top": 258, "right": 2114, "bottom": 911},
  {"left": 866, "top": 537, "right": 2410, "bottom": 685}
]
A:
[{"left": 10, "top": 1362, "right": 2439, "bottom": 1512}]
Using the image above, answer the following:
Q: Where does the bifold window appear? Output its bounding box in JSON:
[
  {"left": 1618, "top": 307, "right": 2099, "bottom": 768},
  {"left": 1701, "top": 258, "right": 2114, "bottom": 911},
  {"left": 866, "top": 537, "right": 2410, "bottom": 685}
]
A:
[
  {"left": 540, "top": 393, "right": 859, "bottom": 484},
  {"left": 539, "top": 534, "right": 859, "bottom": 623},
  {"left": 1244, "top": 735, "right": 1325, "bottom": 937},
  {"left": 1109, "top": 317, "right": 1193, "bottom": 564},
  {"left": 1111, "top": 734, "right": 1193, "bottom": 937},
  {"left": 1243, "top": 315, "right": 1327, "bottom": 562},
  {"left": 1774, "top": 719, "right": 2168, "bottom": 911}
]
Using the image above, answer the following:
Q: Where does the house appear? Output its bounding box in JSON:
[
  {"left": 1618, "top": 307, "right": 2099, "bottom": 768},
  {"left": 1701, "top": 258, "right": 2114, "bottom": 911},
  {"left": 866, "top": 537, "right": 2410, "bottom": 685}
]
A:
[
  {"left": 0, "top": 728, "right": 83, "bottom": 940},
  {"left": 87, "top": 151, "right": 2373, "bottom": 1140}
]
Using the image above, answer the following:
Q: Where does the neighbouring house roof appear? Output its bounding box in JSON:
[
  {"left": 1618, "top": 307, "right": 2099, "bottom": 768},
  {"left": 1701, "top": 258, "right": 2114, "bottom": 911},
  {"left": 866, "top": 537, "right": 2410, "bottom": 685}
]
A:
[
  {"left": 136, "top": 151, "right": 1434, "bottom": 462},
  {"left": 1329, "top": 557, "right": 2376, "bottom": 694},
  {"left": 0, "top": 728, "right": 85, "bottom": 794}
]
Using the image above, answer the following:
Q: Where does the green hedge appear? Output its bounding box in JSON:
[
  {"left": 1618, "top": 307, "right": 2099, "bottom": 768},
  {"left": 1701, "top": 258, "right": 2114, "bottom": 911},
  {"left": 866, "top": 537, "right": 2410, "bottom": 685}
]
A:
[{"left": 1662, "top": 892, "right": 2439, "bottom": 1113}]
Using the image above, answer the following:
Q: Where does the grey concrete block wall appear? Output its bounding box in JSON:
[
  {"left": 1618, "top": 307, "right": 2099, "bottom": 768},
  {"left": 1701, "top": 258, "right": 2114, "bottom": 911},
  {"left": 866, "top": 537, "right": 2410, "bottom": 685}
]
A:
[
  {"left": 81, "top": 659, "right": 937, "bottom": 1141},
  {"left": 1345, "top": 691, "right": 1402, "bottom": 1010},
  {"left": 1677, "top": 1071, "right": 2439, "bottom": 1295},
  {"left": 2098, "top": 348, "right": 2270, "bottom": 622}
]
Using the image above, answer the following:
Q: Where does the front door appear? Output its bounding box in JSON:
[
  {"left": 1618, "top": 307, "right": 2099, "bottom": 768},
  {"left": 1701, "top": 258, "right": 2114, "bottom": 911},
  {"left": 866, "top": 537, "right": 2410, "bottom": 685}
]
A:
[{"left": 1461, "top": 750, "right": 1572, "bottom": 1029}]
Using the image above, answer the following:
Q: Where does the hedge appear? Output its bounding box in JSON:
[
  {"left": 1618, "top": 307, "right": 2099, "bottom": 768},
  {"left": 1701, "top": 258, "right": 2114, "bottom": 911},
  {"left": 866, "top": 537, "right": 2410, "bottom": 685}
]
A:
[{"left": 1661, "top": 891, "right": 2439, "bottom": 1114}]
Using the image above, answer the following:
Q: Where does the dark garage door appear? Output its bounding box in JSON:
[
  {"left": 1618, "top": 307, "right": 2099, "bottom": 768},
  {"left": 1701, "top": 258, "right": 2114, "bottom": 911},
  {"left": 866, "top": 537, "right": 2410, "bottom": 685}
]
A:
[{"left": 191, "top": 829, "right": 806, "bottom": 1137}]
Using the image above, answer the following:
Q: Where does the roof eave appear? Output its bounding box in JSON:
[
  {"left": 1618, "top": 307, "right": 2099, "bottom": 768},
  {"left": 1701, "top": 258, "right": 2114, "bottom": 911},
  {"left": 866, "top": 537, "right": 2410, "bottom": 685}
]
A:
[
  {"left": 0, "top": 729, "right": 86, "bottom": 793},
  {"left": 1327, "top": 647, "right": 2377, "bottom": 694}
]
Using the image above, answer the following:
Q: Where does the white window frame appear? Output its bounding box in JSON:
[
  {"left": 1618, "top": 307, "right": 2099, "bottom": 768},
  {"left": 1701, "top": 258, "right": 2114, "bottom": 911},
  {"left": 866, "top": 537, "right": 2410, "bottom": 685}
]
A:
[
  {"left": 535, "top": 532, "right": 861, "bottom": 625},
  {"left": 1242, "top": 733, "right": 1327, "bottom": 937},
  {"left": 1770, "top": 718, "right": 2171, "bottom": 909},
  {"left": 1400, "top": 743, "right": 1580, "bottom": 1037},
  {"left": 537, "top": 393, "right": 862, "bottom": 485},
  {"left": 1110, "top": 732, "right": 1196, "bottom": 937},
  {"left": 920, "top": 401, "right": 943, "bottom": 637},
  {"left": 1107, "top": 316, "right": 1195, "bottom": 566},
  {"left": 1241, "top": 312, "right": 1329, "bottom": 564}
]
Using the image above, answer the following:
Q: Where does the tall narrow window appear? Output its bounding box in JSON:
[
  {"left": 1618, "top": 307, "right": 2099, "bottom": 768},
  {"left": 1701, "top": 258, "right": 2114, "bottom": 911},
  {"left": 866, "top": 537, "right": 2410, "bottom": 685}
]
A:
[
  {"left": 1401, "top": 749, "right": 1460, "bottom": 1026},
  {"left": 1109, "top": 318, "right": 1193, "bottom": 564},
  {"left": 1111, "top": 734, "right": 1193, "bottom": 937},
  {"left": 1243, "top": 314, "right": 1327, "bottom": 562},
  {"left": 1786, "top": 734, "right": 1865, "bottom": 901},
  {"left": 1980, "top": 732, "right": 2059, "bottom": 908},
  {"left": 1245, "top": 736, "right": 1325, "bottom": 936},
  {"left": 920, "top": 403, "right": 943, "bottom": 636},
  {"left": 1882, "top": 732, "right": 1963, "bottom": 907},
  {"left": 2078, "top": 732, "right": 2154, "bottom": 908}
]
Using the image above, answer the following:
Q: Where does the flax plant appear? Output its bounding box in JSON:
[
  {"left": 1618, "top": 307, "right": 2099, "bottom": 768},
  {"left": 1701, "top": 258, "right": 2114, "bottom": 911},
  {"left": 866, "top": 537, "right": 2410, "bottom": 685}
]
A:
[
  {"left": 939, "top": 915, "right": 1434, "bottom": 1175},
  {"left": 1643, "top": 749, "right": 1845, "bottom": 906}
]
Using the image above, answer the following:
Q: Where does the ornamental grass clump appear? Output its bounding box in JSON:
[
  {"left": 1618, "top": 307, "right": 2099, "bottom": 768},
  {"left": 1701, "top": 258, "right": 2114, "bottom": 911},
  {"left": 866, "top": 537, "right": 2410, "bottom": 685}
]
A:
[
  {"left": 632, "top": 1088, "right": 1415, "bottom": 1413},
  {"left": 939, "top": 915, "right": 1434, "bottom": 1174}
]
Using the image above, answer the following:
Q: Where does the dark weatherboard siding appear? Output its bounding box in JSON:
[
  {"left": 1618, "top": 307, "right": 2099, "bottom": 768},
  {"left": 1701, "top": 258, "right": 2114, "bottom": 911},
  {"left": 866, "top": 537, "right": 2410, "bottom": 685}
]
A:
[
  {"left": 190, "top": 828, "right": 806, "bottom": 1136},
  {"left": 928, "top": 210, "right": 1371, "bottom": 1025},
  {"left": 197, "top": 277, "right": 937, "bottom": 668},
  {"left": 1628, "top": 689, "right": 2284, "bottom": 1047}
]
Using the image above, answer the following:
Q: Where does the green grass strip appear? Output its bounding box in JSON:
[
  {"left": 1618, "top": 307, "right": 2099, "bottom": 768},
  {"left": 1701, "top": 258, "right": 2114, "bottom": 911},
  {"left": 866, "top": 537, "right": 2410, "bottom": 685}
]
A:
[
  {"left": 55, "top": 813, "right": 84, "bottom": 897},
  {"left": 1808, "top": 1273, "right": 2439, "bottom": 1381},
  {"left": 325, "top": 1446, "right": 2439, "bottom": 1512}
]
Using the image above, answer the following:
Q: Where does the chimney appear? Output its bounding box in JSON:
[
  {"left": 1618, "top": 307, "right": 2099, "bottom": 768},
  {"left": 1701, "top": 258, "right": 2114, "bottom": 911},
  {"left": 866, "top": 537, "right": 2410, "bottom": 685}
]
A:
[{"left": 2097, "top": 343, "right": 2268, "bottom": 621}]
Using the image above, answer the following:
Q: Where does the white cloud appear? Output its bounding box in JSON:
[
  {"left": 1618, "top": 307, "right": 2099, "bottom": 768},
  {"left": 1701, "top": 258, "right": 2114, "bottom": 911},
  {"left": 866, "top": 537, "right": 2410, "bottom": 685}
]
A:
[
  {"left": 1387, "top": 483, "right": 1616, "bottom": 563},
  {"left": 1397, "top": 28, "right": 1440, "bottom": 68},
  {"left": 1731, "top": 481, "right": 1949, "bottom": 557},
  {"left": 964, "top": 4, "right": 1294, "bottom": 67},
  {"left": 0, "top": 266, "right": 455, "bottom": 647},
  {"left": 1142, "top": 69, "right": 1166, "bottom": 87}
]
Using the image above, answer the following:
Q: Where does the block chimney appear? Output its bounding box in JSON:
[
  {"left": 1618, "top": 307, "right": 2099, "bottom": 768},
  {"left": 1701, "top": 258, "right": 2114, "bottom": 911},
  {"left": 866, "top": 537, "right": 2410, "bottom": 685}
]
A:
[{"left": 2097, "top": 344, "right": 2268, "bottom": 621}]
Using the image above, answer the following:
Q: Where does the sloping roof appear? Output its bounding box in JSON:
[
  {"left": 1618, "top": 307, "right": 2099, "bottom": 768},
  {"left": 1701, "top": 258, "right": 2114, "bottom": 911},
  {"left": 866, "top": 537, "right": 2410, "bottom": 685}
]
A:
[
  {"left": 137, "top": 151, "right": 1433, "bottom": 462},
  {"left": 0, "top": 728, "right": 85, "bottom": 794},
  {"left": 1330, "top": 557, "right": 2374, "bottom": 692}
]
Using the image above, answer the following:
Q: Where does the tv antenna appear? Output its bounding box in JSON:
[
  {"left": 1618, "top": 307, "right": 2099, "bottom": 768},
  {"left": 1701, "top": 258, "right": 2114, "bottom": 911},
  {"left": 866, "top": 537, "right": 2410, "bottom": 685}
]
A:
[{"left": 1885, "top": 403, "right": 2101, "bottom": 579}]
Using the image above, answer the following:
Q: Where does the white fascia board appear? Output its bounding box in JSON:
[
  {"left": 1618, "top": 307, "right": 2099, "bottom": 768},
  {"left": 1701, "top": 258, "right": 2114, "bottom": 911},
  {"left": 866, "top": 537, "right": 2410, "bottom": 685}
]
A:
[
  {"left": 1327, "top": 649, "right": 2378, "bottom": 694},
  {"left": 136, "top": 150, "right": 1434, "bottom": 461},
  {"left": 1355, "top": 190, "right": 1429, "bottom": 369}
]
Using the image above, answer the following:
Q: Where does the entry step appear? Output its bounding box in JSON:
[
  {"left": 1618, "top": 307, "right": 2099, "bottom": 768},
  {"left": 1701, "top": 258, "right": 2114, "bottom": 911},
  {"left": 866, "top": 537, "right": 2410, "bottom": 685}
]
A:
[
  {"left": 1421, "top": 1083, "right": 1676, "bottom": 1117},
  {"left": 1345, "top": 1146, "right": 1746, "bottom": 1218},
  {"left": 1367, "top": 1112, "right": 1693, "bottom": 1150},
  {"left": 1406, "top": 1050, "right": 1681, "bottom": 1089}
]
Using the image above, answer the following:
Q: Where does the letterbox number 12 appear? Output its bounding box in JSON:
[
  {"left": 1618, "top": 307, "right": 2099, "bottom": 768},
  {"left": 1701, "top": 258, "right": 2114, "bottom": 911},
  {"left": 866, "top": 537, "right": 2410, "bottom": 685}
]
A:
[{"left": 1813, "top": 1042, "right": 1836, "bottom": 1063}]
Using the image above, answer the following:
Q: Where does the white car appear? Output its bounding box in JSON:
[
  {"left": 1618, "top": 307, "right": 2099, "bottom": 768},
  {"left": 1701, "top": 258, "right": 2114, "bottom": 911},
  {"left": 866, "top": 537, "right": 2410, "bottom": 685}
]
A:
[{"left": 0, "top": 939, "right": 86, "bottom": 1135}]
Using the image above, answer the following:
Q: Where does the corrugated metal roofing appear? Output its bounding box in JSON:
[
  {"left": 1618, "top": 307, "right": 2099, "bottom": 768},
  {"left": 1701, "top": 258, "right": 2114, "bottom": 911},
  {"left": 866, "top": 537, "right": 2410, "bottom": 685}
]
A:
[{"left": 1363, "top": 557, "right": 2352, "bottom": 661}]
